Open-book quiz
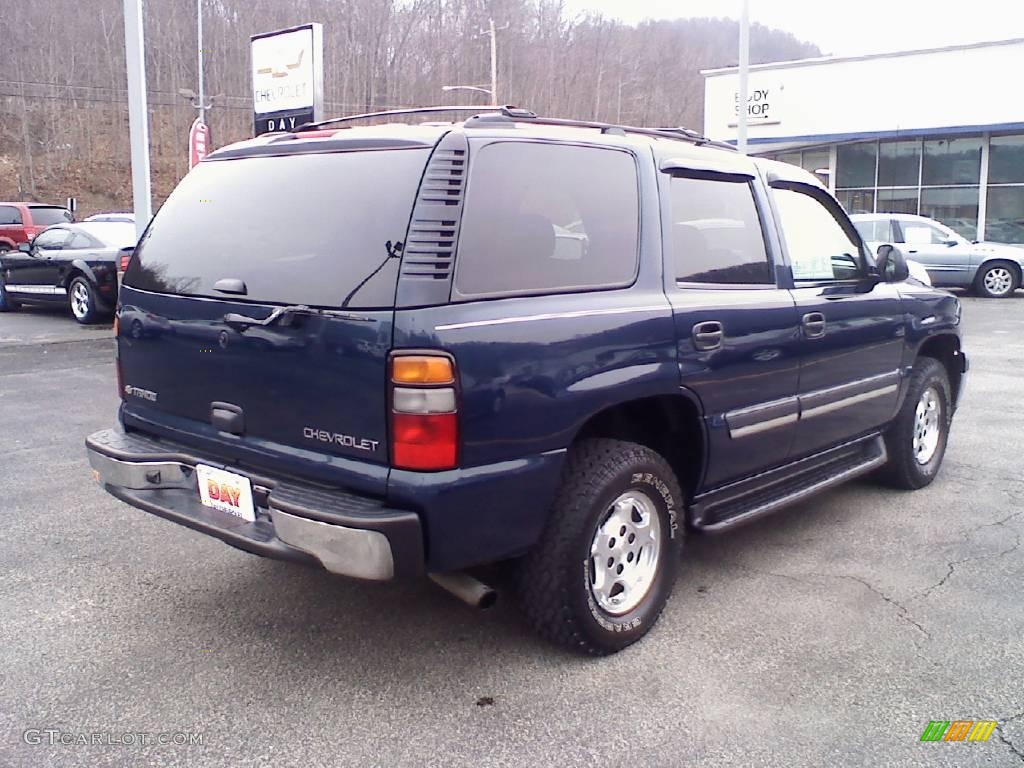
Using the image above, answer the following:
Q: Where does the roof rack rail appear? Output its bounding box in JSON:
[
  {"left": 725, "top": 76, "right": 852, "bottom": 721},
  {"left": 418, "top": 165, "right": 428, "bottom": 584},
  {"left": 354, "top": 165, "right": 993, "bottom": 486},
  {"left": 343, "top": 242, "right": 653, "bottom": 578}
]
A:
[
  {"left": 295, "top": 104, "right": 734, "bottom": 151},
  {"left": 294, "top": 105, "right": 509, "bottom": 132}
]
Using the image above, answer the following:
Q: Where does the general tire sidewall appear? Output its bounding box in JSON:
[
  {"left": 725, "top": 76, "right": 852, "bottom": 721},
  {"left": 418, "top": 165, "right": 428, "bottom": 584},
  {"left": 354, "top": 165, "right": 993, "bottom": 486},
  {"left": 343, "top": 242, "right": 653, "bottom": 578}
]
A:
[{"left": 573, "top": 460, "right": 681, "bottom": 648}]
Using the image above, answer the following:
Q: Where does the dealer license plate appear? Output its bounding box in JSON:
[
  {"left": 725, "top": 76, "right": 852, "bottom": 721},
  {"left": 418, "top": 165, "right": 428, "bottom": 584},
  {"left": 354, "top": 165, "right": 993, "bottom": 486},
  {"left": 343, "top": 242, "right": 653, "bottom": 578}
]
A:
[{"left": 196, "top": 464, "right": 256, "bottom": 523}]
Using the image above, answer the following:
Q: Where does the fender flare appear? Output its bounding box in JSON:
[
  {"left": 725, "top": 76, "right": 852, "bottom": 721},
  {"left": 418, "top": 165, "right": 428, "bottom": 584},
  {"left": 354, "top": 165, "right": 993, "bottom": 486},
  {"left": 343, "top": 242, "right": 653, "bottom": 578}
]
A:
[{"left": 68, "top": 259, "right": 99, "bottom": 287}]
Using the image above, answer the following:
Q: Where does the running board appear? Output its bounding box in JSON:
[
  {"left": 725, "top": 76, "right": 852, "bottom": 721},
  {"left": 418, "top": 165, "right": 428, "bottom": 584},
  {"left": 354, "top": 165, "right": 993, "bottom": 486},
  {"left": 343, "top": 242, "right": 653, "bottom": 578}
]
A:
[{"left": 692, "top": 434, "right": 887, "bottom": 532}]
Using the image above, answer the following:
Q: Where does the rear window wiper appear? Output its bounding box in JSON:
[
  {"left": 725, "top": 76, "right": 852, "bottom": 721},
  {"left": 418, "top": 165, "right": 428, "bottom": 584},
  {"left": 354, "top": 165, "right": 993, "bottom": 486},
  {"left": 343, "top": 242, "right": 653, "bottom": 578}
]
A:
[{"left": 222, "top": 305, "right": 371, "bottom": 332}]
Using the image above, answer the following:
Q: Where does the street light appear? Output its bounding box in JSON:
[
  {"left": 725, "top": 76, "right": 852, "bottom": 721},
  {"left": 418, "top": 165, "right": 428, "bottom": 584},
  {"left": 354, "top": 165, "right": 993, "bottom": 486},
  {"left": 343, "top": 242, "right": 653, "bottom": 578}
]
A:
[{"left": 441, "top": 85, "right": 495, "bottom": 103}]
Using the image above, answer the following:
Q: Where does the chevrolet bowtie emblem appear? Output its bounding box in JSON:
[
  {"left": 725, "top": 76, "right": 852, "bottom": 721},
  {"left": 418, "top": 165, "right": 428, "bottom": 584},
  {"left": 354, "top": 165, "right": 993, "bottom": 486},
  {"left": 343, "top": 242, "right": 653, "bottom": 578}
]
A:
[{"left": 256, "top": 49, "right": 304, "bottom": 79}]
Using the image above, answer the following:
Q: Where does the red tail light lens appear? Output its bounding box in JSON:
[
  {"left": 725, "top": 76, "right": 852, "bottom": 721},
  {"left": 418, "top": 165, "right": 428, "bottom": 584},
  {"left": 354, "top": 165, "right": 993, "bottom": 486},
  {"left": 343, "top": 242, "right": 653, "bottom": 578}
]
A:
[
  {"left": 392, "top": 413, "right": 457, "bottom": 470},
  {"left": 119, "top": 254, "right": 131, "bottom": 272},
  {"left": 390, "top": 352, "right": 459, "bottom": 471}
]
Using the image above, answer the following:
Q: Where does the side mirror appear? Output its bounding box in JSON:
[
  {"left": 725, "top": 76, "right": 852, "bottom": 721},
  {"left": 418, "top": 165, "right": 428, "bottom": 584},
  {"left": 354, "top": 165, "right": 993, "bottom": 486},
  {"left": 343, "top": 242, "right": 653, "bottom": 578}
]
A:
[
  {"left": 942, "top": 238, "right": 959, "bottom": 247},
  {"left": 876, "top": 244, "right": 910, "bottom": 282},
  {"left": 17, "top": 242, "right": 32, "bottom": 254}
]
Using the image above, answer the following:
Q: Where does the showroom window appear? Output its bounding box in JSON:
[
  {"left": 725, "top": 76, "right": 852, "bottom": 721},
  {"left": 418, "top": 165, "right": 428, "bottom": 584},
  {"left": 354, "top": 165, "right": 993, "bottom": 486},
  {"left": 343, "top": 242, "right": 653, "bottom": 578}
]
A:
[{"left": 987, "top": 135, "right": 1024, "bottom": 243}]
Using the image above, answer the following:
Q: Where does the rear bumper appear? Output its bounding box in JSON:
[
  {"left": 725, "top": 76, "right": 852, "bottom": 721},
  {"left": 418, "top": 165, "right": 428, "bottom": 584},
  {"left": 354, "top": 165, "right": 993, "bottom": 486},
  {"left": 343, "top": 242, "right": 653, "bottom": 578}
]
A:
[{"left": 86, "top": 428, "right": 423, "bottom": 580}]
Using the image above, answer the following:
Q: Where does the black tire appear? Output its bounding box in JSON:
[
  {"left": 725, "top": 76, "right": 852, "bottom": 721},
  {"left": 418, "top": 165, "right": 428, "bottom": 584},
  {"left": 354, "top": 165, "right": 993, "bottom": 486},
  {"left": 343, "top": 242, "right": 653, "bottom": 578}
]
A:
[
  {"left": 0, "top": 275, "right": 19, "bottom": 312},
  {"left": 516, "top": 438, "right": 684, "bottom": 655},
  {"left": 973, "top": 260, "right": 1020, "bottom": 299},
  {"left": 68, "top": 276, "right": 100, "bottom": 324},
  {"left": 879, "top": 357, "right": 952, "bottom": 490}
]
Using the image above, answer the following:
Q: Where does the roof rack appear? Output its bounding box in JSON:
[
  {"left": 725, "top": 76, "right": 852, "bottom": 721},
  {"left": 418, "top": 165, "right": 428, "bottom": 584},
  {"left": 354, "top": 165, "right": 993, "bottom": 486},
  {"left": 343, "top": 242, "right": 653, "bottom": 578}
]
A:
[{"left": 295, "top": 105, "right": 733, "bottom": 151}]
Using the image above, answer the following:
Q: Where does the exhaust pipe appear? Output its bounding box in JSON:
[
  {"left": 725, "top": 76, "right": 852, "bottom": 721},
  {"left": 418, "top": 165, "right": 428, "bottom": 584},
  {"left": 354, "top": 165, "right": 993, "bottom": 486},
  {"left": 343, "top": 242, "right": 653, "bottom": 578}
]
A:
[{"left": 429, "top": 571, "right": 498, "bottom": 610}]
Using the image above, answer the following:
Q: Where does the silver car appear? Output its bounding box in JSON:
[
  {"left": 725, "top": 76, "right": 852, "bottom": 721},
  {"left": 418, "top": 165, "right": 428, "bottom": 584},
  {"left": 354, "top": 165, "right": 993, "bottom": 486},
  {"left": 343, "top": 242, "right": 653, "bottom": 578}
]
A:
[{"left": 852, "top": 213, "right": 1024, "bottom": 298}]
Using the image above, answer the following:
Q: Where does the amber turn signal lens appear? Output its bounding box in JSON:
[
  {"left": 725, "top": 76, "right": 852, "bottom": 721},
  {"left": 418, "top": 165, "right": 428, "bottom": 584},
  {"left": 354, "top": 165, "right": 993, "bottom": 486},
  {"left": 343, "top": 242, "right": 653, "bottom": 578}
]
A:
[{"left": 391, "top": 355, "right": 455, "bottom": 385}]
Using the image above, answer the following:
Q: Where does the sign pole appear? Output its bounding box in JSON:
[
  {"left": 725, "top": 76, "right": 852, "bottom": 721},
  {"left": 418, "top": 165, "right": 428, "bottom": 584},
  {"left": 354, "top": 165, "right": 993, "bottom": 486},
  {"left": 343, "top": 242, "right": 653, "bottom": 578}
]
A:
[
  {"left": 197, "top": 0, "right": 205, "bottom": 124},
  {"left": 123, "top": 0, "right": 152, "bottom": 239},
  {"left": 737, "top": 0, "right": 750, "bottom": 155}
]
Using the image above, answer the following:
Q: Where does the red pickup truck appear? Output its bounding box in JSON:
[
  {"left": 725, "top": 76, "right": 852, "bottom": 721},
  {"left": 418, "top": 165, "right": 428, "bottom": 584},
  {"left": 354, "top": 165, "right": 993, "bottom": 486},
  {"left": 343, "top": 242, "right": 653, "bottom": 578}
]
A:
[{"left": 0, "top": 202, "right": 74, "bottom": 251}]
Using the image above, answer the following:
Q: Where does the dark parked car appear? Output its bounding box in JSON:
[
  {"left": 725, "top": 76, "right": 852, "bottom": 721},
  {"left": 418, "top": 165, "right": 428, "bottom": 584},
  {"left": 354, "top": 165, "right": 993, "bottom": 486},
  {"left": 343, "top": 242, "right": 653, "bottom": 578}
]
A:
[
  {"left": 0, "top": 202, "right": 74, "bottom": 252},
  {"left": 0, "top": 221, "right": 136, "bottom": 323},
  {"left": 86, "top": 107, "right": 967, "bottom": 655}
]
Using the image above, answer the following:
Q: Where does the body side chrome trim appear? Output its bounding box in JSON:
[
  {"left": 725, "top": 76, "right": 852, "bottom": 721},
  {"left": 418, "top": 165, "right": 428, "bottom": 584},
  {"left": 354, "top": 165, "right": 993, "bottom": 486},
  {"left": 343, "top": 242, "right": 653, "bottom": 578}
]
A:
[
  {"left": 5, "top": 284, "right": 67, "bottom": 295},
  {"left": 800, "top": 384, "right": 898, "bottom": 419},
  {"left": 434, "top": 305, "right": 664, "bottom": 332},
  {"left": 722, "top": 370, "right": 900, "bottom": 438},
  {"left": 730, "top": 412, "right": 798, "bottom": 438}
]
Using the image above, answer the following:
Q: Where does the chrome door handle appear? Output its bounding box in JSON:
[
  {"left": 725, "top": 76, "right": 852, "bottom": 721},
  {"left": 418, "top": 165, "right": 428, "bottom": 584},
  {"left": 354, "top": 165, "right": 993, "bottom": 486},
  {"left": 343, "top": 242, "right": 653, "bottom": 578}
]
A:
[
  {"left": 802, "top": 312, "right": 826, "bottom": 339},
  {"left": 693, "top": 321, "right": 724, "bottom": 351}
]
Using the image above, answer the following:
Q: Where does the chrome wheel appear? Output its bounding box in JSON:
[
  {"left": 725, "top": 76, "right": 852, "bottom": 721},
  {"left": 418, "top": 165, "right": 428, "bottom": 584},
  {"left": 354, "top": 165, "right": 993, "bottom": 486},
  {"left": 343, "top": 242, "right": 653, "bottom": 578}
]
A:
[
  {"left": 70, "top": 281, "right": 90, "bottom": 320},
  {"left": 913, "top": 386, "right": 942, "bottom": 465},
  {"left": 589, "top": 490, "right": 662, "bottom": 615},
  {"left": 982, "top": 267, "right": 1014, "bottom": 296}
]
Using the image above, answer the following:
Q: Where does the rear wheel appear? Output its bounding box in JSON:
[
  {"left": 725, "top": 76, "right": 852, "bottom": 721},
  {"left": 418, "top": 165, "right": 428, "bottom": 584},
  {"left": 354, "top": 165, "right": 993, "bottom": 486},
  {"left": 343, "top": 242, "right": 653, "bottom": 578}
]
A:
[
  {"left": 68, "top": 276, "right": 100, "bottom": 324},
  {"left": 0, "top": 275, "right": 19, "bottom": 312},
  {"left": 879, "top": 357, "right": 952, "bottom": 489},
  {"left": 516, "top": 438, "right": 684, "bottom": 655},
  {"left": 974, "top": 261, "right": 1019, "bottom": 298}
]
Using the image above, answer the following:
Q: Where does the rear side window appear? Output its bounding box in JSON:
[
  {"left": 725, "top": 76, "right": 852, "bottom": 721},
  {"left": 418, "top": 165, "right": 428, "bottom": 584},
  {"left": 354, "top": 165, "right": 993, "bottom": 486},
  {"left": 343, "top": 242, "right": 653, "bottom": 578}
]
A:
[
  {"left": 669, "top": 176, "right": 772, "bottom": 285},
  {"left": 454, "top": 142, "right": 639, "bottom": 298},
  {"left": 29, "top": 207, "right": 73, "bottom": 226},
  {"left": 0, "top": 206, "right": 22, "bottom": 225},
  {"left": 126, "top": 149, "right": 430, "bottom": 308}
]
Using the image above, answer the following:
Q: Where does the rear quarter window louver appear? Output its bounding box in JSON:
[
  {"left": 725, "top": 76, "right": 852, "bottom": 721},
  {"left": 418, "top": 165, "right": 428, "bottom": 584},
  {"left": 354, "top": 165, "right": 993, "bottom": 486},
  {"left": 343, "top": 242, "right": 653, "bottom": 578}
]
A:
[{"left": 396, "top": 132, "right": 470, "bottom": 307}]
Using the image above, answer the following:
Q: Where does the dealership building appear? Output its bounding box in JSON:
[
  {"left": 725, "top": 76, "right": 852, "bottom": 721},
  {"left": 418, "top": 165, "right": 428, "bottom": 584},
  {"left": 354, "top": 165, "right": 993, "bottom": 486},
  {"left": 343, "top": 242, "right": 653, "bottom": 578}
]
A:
[{"left": 703, "top": 37, "right": 1024, "bottom": 244}]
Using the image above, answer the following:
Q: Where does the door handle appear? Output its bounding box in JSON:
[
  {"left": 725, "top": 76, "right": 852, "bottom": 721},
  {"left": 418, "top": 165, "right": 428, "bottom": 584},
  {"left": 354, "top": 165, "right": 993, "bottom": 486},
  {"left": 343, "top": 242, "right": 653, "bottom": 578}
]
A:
[
  {"left": 802, "top": 312, "right": 826, "bottom": 339},
  {"left": 692, "top": 321, "right": 723, "bottom": 351}
]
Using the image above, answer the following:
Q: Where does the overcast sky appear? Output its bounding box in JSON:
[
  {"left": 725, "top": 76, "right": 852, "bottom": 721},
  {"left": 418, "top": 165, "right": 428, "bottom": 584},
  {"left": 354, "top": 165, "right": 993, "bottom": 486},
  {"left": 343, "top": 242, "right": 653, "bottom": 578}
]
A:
[{"left": 562, "top": 0, "right": 1024, "bottom": 56}]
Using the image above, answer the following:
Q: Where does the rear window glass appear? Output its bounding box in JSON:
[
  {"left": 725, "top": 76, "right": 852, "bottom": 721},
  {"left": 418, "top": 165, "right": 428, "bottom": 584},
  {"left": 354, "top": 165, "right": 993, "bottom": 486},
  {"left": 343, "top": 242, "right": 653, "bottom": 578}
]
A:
[
  {"left": 454, "top": 142, "right": 639, "bottom": 298},
  {"left": 29, "top": 207, "right": 73, "bottom": 226},
  {"left": 125, "top": 149, "right": 430, "bottom": 308}
]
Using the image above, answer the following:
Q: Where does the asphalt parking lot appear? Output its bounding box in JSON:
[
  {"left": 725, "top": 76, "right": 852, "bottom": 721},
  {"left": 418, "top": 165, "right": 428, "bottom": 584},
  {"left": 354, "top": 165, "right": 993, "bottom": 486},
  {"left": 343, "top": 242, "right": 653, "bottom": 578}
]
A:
[{"left": 1, "top": 296, "right": 1022, "bottom": 767}]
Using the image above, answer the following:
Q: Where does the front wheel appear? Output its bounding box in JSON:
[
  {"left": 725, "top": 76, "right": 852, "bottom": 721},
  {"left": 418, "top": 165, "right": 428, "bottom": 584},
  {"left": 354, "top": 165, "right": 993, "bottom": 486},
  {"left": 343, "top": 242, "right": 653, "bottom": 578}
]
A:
[
  {"left": 516, "top": 438, "right": 684, "bottom": 655},
  {"left": 880, "top": 358, "right": 952, "bottom": 489},
  {"left": 974, "top": 261, "right": 1020, "bottom": 298}
]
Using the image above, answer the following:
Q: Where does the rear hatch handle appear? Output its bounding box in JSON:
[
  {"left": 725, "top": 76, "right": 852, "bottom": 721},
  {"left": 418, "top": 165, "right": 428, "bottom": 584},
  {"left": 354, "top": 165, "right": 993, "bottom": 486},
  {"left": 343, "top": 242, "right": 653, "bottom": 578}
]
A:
[{"left": 222, "top": 305, "right": 373, "bottom": 332}]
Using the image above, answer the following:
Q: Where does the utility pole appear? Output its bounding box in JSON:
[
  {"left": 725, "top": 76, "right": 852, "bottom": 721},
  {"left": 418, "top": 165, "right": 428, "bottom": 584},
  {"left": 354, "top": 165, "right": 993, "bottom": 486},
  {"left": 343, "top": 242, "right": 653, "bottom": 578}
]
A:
[
  {"left": 123, "top": 0, "right": 152, "bottom": 238},
  {"left": 478, "top": 19, "right": 507, "bottom": 105},
  {"left": 196, "top": 0, "right": 205, "bottom": 124},
  {"left": 488, "top": 18, "right": 498, "bottom": 105},
  {"left": 737, "top": 0, "right": 750, "bottom": 154}
]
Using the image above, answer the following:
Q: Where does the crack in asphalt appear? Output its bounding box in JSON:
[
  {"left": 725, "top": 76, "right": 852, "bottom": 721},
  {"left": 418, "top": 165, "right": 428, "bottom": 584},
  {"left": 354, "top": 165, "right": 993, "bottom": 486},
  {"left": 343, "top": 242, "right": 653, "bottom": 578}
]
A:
[
  {"left": 918, "top": 509, "right": 1024, "bottom": 599},
  {"left": 835, "top": 574, "right": 930, "bottom": 639},
  {"left": 997, "top": 727, "right": 1024, "bottom": 764},
  {"left": 736, "top": 566, "right": 930, "bottom": 641}
]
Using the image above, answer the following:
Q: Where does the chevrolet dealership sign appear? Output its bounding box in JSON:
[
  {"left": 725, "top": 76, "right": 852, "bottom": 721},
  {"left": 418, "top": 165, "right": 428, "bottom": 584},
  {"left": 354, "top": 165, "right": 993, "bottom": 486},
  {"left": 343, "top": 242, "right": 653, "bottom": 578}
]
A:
[{"left": 251, "top": 23, "right": 324, "bottom": 135}]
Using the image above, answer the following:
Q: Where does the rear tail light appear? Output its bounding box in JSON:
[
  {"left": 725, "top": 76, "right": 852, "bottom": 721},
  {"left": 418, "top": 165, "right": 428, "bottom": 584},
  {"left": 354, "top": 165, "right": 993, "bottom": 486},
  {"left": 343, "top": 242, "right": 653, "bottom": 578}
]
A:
[
  {"left": 118, "top": 247, "right": 134, "bottom": 273},
  {"left": 390, "top": 353, "right": 458, "bottom": 471}
]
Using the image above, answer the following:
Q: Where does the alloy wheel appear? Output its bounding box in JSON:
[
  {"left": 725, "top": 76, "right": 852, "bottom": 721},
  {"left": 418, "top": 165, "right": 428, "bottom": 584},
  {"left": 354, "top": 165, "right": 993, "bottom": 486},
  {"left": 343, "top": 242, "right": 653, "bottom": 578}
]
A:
[{"left": 589, "top": 490, "right": 662, "bottom": 615}]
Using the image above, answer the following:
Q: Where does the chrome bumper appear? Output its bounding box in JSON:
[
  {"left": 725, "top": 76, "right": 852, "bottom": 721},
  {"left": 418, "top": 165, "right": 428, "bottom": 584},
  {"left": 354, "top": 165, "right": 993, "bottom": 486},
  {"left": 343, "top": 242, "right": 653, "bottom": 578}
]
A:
[{"left": 86, "top": 429, "right": 423, "bottom": 581}]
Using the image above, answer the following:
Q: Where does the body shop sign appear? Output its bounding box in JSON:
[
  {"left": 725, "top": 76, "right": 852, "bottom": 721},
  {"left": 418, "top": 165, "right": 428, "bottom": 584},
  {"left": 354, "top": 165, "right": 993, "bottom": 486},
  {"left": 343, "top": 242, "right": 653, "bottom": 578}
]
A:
[
  {"left": 251, "top": 23, "right": 324, "bottom": 135},
  {"left": 728, "top": 83, "right": 782, "bottom": 127}
]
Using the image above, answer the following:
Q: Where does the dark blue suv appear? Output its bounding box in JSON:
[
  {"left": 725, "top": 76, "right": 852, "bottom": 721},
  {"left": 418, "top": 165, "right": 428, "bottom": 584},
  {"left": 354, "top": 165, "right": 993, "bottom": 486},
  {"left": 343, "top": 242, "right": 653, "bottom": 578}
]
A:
[{"left": 87, "top": 107, "right": 967, "bottom": 654}]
